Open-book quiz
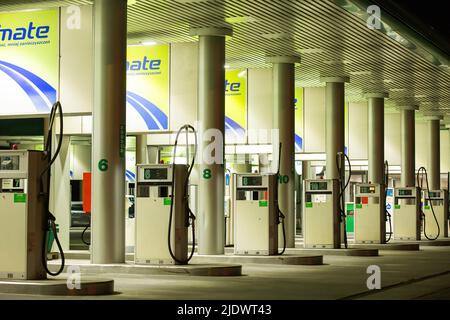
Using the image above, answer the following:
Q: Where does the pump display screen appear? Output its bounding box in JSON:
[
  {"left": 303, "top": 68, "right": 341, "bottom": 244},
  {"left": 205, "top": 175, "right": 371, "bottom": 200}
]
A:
[
  {"left": 310, "top": 182, "right": 328, "bottom": 191},
  {"left": 398, "top": 189, "right": 412, "bottom": 196},
  {"left": 242, "top": 176, "right": 262, "bottom": 186},
  {"left": 360, "top": 186, "right": 376, "bottom": 194},
  {"left": 428, "top": 191, "right": 440, "bottom": 198},
  {"left": 143, "top": 168, "right": 168, "bottom": 180},
  {"left": 0, "top": 156, "right": 19, "bottom": 171}
]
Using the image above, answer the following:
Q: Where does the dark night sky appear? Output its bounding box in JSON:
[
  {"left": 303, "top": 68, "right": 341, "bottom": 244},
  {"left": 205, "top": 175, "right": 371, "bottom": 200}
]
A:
[{"left": 372, "top": 0, "right": 450, "bottom": 55}]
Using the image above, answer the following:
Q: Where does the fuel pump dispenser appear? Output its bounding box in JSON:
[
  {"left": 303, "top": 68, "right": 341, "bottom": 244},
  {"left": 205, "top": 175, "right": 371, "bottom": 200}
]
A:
[
  {"left": 422, "top": 190, "right": 449, "bottom": 239},
  {"left": 0, "top": 151, "right": 47, "bottom": 280},
  {"left": 303, "top": 179, "right": 341, "bottom": 248},
  {"left": 393, "top": 187, "right": 421, "bottom": 241},
  {"left": 0, "top": 102, "right": 65, "bottom": 280},
  {"left": 353, "top": 183, "right": 386, "bottom": 244},
  {"left": 135, "top": 164, "right": 189, "bottom": 264},
  {"left": 416, "top": 167, "right": 447, "bottom": 240},
  {"left": 303, "top": 152, "right": 350, "bottom": 249},
  {"left": 233, "top": 173, "right": 279, "bottom": 255},
  {"left": 135, "top": 125, "right": 197, "bottom": 265},
  {"left": 233, "top": 143, "right": 286, "bottom": 255}
]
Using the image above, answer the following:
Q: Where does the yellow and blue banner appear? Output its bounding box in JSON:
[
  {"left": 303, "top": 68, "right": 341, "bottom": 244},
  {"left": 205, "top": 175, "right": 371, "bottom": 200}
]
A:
[
  {"left": 295, "top": 87, "right": 304, "bottom": 152},
  {"left": 0, "top": 9, "right": 59, "bottom": 115},
  {"left": 126, "top": 44, "right": 169, "bottom": 132},
  {"left": 225, "top": 69, "right": 247, "bottom": 143}
]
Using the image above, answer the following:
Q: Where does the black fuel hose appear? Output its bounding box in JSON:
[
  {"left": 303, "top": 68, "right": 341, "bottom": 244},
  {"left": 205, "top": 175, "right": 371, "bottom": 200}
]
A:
[
  {"left": 167, "top": 125, "right": 197, "bottom": 264},
  {"left": 275, "top": 142, "right": 286, "bottom": 255},
  {"left": 336, "top": 152, "right": 351, "bottom": 249},
  {"left": 417, "top": 167, "right": 440, "bottom": 240},
  {"left": 40, "top": 101, "right": 65, "bottom": 276},
  {"left": 384, "top": 161, "right": 393, "bottom": 243}
]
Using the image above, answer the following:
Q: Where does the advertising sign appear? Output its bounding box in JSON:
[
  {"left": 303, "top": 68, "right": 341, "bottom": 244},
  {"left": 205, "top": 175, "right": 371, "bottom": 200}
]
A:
[
  {"left": 126, "top": 44, "right": 169, "bottom": 132},
  {"left": 0, "top": 9, "right": 59, "bottom": 115}
]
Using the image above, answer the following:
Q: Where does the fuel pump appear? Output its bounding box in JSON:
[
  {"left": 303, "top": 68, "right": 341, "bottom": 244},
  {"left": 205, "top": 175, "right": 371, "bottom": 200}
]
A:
[
  {"left": 303, "top": 152, "right": 350, "bottom": 249},
  {"left": 417, "top": 167, "right": 448, "bottom": 239},
  {"left": 233, "top": 173, "right": 279, "bottom": 255},
  {"left": 233, "top": 143, "right": 286, "bottom": 255},
  {"left": 0, "top": 102, "right": 65, "bottom": 280},
  {"left": 303, "top": 179, "right": 341, "bottom": 248},
  {"left": 393, "top": 187, "right": 421, "bottom": 241},
  {"left": 135, "top": 125, "right": 196, "bottom": 265},
  {"left": 353, "top": 183, "right": 386, "bottom": 244},
  {"left": 422, "top": 190, "right": 449, "bottom": 239}
]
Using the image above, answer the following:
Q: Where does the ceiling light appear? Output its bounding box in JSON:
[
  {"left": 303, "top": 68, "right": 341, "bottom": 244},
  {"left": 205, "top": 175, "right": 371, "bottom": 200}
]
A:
[
  {"left": 298, "top": 48, "right": 325, "bottom": 54},
  {"left": 225, "top": 16, "right": 258, "bottom": 24},
  {"left": 323, "top": 60, "right": 351, "bottom": 65},
  {"left": 141, "top": 41, "right": 157, "bottom": 46},
  {"left": 224, "top": 64, "right": 230, "bottom": 69},
  {"left": 390, "top": 88, "right": 406, "bottom": 92},
  {"left": 238, "top": 70, "right": 247, "bottom": 78},
  {"left": 261, "top": 33, "right": 293, "bottom": 40},
  {"left": 349, "top": 71, "right": 372, "bottom": 75}
]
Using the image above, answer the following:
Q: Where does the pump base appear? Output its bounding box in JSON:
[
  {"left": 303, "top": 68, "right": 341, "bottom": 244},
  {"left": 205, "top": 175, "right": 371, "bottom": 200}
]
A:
[
  {"left": 348, "top": 243, "right": 420, "bottom": 251},
  {"left": 48, "top": 260, "right": 242, "bottom": 277},
  {"left": 192, "top": 254, "right": 323, "bottom": 265},
  {"left": 0, "top": 277, "right": 114, "bottom": 296}
]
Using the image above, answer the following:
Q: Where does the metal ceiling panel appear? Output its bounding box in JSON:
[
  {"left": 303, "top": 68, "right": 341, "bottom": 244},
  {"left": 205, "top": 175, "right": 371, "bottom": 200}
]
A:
[{"left": 0, "top": 0, "right": 448, "bottom": 116}]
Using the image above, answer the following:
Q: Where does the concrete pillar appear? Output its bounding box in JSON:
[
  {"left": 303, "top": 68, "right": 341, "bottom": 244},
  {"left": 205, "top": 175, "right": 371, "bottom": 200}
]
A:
[
  {"left": 366, "top": 93, "right": 389, "bottom": 185},
  {"left": 321, "top": 77, "right": 349, "bottom": 180},
  {"left": 267, "top": 56, "right": 301, "bottom": 248},
  {"left": 190, "top": 27, "right": 232, "bottom": 255},
  {"left": 399, "top": 106, "right": 418, "bottom": 187},
  {"left": 259, "top": 154, "right": 270, "bottom": 174},
  {"left": 302, "top": 161, "right": 313, "bottom": 180},
  {"left": 91, "top": 0, "right": 127, "bottom": 264},
  {"left": 425, "top": 115, "right": 443, "bottom": 190},
  {"left": 136, "top": 134, "right": 148, "bottom": 165}
]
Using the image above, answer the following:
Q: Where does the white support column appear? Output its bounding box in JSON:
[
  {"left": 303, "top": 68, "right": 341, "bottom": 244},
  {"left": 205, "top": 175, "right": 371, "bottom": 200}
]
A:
[
  {"left": 267, "top": 56, "right": 301, "bottom": 248},
  {"left": 190, "top": 27, "right": 232, "bottom": 255},
  {"left": 136, "top": 135, "right": 148, "bottom": 165},
  {"left": 366, "top": 93, "right": 389, "bottom": 185},
  {"left": 321, "top": 76, "right": 349, "bottom": 180},
  {"left": 424, "top": 115, "right": 443, "bottom": 190},
  {"left": 91, "top": 0, "right": 127, "bottom": 264},
  {"left": 398, "top": 105, "right": 418, "bottom": 187}
]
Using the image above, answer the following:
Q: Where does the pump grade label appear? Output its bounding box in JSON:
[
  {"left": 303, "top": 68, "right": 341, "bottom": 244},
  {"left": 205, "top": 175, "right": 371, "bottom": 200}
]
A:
[{"left": 14, "top": 194, "right": 26, "bottom": 203}]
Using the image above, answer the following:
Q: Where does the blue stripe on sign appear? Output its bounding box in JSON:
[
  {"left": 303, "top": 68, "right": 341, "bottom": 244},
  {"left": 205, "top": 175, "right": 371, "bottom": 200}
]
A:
[
  {"left": 125, "top": 172, "right": 133, "bottom": 181},
  {"left": 0, "top": 60, "right": 56, "bottom": 104},
  {"left": 126, "top": 95, "right": 159, "bottom": 130},
  {"left": 225, "top": 116, "right": 245, "bottom": 139},
  {"left": 126, "top": 170, "right": 136, "bottom": 180},
  {"left": 126, "top": 91, "right": 168, "bottom": 129},
  {"left": 295, "top": 134, "right": 303, "bottom": 151},
  {"left": 0, "top": 64, "right": 49, "bottom": 112}
]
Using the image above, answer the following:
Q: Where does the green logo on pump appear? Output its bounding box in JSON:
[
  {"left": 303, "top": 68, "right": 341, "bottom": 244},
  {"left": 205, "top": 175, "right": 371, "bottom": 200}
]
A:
[
  {"left": 163, "top": 198, "right": 172, "bottom": 206},
  {"left": 305, "top": 202, "right": 313, "bottom": 208},
  {"left": 259, "top": 200, "right": 268, "bottom": 207},
  {"left": 395, "top": 204, "right": 401, "bottom": 209},
  {"left": 14, "top": 194, "right": 26, "bottom": 203}
]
